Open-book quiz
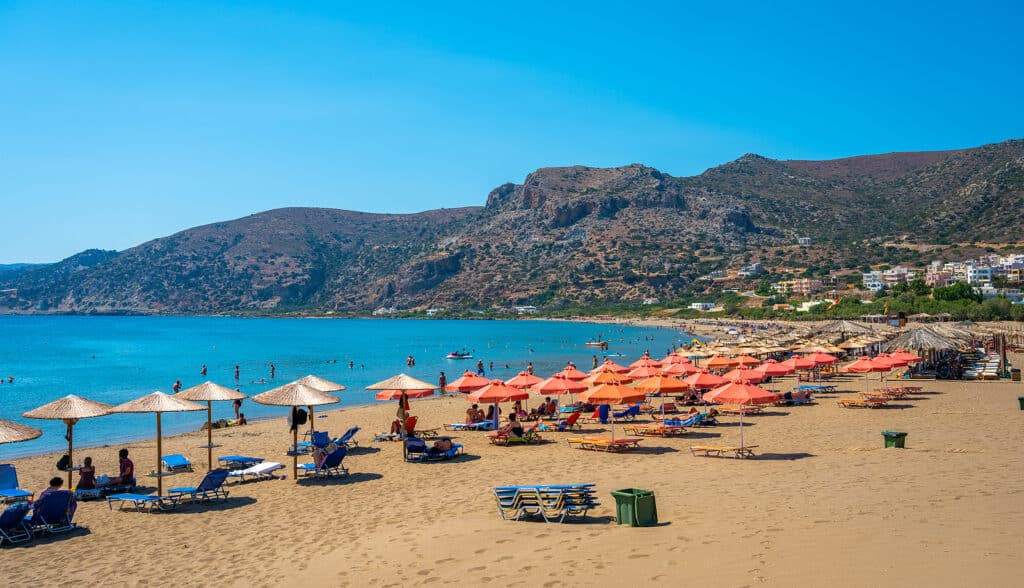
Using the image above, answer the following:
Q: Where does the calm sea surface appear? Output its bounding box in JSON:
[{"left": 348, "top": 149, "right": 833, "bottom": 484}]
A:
[{"left": 0, "top": 316, "right": 691, "bottom": 458}]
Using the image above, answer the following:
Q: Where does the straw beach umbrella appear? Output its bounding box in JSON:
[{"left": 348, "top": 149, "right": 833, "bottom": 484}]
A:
[
  {"left": 366, "top": 373, "right": 438, "bottom": 392},
  {"left": 110, "top": 391, "right": 205, "bottom": 495},
  {"left": 175, "top": 382, "right": 247, "bottom": 471},
  {"left": 253, "top": 382, "right": 339, "bottom": 482},
  {"left": 23, "top": 394, "right": 113, "bottom": 486},
  {"left": 291, "top": 375, "right": 347, "bottom": 433},
  {"left": 374, "top": 388, "right": 434, "bottom": 401},
  {"left": 0, "top": 419, "right": 42, "bottom": 445}
]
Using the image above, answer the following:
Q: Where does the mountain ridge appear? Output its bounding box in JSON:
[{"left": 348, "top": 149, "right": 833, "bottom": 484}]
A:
[{"left": 3, "top": 139, "right": 1022, "bottom": 313}]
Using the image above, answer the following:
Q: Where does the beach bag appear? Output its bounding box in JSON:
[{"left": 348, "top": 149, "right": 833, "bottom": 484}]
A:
[
  {"left": 56, "top": 454, "right": 71, "bottom": 471},
  {"left": 294, "top": 408, "right": 308, "bottom": 426}
]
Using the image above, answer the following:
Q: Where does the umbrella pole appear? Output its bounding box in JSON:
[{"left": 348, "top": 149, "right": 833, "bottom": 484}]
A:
[
  {"left": 66, "top": 421, "right": 74, "bottom": 488},
  {"left": 156, "top": 413, "right": 163, "bottom": 496},
  {"left": 207, "top": 401, "right": 213, "bottom": 472},
  {"left": 293, "top": 426, "right": 298, "bottom": 483},
  {"left": 309, "top": 405, "right": 315, "bottom": 436},
  {"left": 739, "top": 410, "right": 745, "bottom": 451}
]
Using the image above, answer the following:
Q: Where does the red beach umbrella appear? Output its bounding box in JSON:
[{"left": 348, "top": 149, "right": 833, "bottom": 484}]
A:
[
  {"left": 702, "top": 380, "right": 778, "bottom": 450},
  {"left": 662, "top": 362, "right": 700, "bottom": 376},
  {"left": 445, "top": 371, "right": 491, "bottom": 393},
  {"left": 505, "top": 371, "right": 544, "bottom": 389},
  {"left": 732, "top": 355, "right": 761, "bottom": 367},
  {"left": 579, "top": 383, "right": 647, "bottom": 441},
  {"left": 625, "top": 365, "right": 662, "bottom": 379},
  {"left": 682, "top": 370, "right": 728, "bottom": 390},
  {"left": 891, "top": 349, "right": 923, "bottom": 363},
  {"left": 634, "top": 374, "right": 690, "bottom": 419},
  {"left": 755, "top": 360, "right": 793, "bottom": 377},
  {"left": 374, "top": 389, "right": 434, "bottom": 401},
  {"left": 804, "top": 352, "right": 840, "bottom": 366},
  {"left": 841, "top": 356, "right": 891, "bottom": 393},
  {"left": 554, "top": 366, "right": 589, "bottom": 381},
  {"left": 468, "top": 380, "right": 530, "bottom": 431},
  {"left": 661, "top": 354, "right": 692, "bottom": 365},
  {"left": 780, "top": 355, "right": 816, "bottom": 371},
  {"left": 532, "top": 374, "right": 588, "bottom": 395},
  {"left": 705, "top": 355, "right": 737, "bottom": 370},
  {"left": 723, "top": 367, "right": 765, "bottom": 384},
  {"left": 629, "top": 356, "right": 663, "bottom": 369},
  {"left": 590, "top": 359, "right": 630, "bottom": 375}
]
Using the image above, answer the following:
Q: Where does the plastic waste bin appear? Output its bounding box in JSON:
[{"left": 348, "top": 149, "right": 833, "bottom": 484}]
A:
[
  {"left": 611, "top": 488, "right": 658, "bottom": 526},
  {"left": 1018, "top": 397, "right": 1024, "bottom": 410},
  {"left": 1011, "top": 368, "right": 1021, "bottom": 382},
  {"left": 882, "top": 430, "right": 907, "bottom": 448}
]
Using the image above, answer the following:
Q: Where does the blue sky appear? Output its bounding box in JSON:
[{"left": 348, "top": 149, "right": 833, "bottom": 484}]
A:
[{"left": 2, "top": 1, "right": 1022, "bottom": 263}]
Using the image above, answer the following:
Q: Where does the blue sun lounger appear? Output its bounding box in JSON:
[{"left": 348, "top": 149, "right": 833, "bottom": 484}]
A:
[
  {"left": 0, "top": 502, "right": 32, "bottom": 544},
  {"left": 403, "top": 437, "right": 464, "bottom": 462},
  {"left": 613, "top": 404, "right": 641, "bottom": 420},
  {"left": 28, "top": 490, "right": 77, "bottom": 534},
  {"left": 294, "top": 431, "right": 331, "bottom": 453},
  {"left": 161, "top": 454, "right": 193, "bottom": 474},
  {"left": 298, "top": 446, "right": 349, "bottom": 478},
  {"left": 0, "top": 464, "right": 33, "bottom": 504},
  {"left": 444, "top": 420, "right": 495, "bottom": 431},
  {"left": 335, "top": 426, "right": 361, "bottom": 448},
  {"left": 107, "top": 493, "right": 180, "bottom": 513},
  {"left": 169, "top": 469, "right": 230, "bottom": 503},
  {"left": 217, "top": 455, "right": 264, "bottom": 469}
]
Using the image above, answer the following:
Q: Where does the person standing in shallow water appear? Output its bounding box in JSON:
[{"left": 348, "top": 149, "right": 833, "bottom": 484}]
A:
[
  {"left": 201, "top": 364, "right": 207, "bottom": 376},
  {"left": 438, "top": 371, "right": 447, "bottom": 393},
  {"left": 234, "top": 365, "right": 240, "bottom": 380},
  {"left": 233, "top": 397, "right": 242, "bottom": 420},
  {"left": 270, "top": 363, "right": 275, "bottom": 379}
]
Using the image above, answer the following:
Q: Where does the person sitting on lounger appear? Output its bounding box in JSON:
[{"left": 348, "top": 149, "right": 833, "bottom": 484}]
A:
[
  {"left": 466, "top": 404, "right": 484, "bottom": 423},
  {"left": 37, "top": 476, "right": 77, "bottom": 517},
  {"left": 77, "top": 456, "right": 97, "bottom": 490},
  {"left": 391, "top": 410, "right": 410, "bottom": 435},
  {"left": 105, "top": 448, "right": 134, "bottom": 486},
  {"left": 499, "top": 413, "right": 525, "bottom": 438},
  {"left": 529, "top": 397, "right": 552, "bottom": 418},
  {"left": 428, "top": 437, "right": 454, "bottom": 454},
  {"left": 511, "top": 401, "right": 526, "bottom": 419}
]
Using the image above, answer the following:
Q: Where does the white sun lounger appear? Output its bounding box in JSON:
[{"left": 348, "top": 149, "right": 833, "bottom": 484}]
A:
[{"left": 228, "top": 462, "right": 285, "bottom": 482}]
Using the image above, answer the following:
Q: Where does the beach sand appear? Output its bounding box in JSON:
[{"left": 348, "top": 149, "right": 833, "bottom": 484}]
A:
[{"left": 3, "top": 370, "right": 1023, "bottom": 587}]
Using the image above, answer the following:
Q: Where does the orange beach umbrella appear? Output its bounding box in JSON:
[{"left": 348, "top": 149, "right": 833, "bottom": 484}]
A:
[
  {"left": 445, "top": 371, "right": 491, "bottom": 393},
  {"left": 579, "top": 383, "right": 647, "bottom": 441},
  {"left": 702, "top": 380, "right": 777, "bottom": 450},
  {"left": 554, "top": 366, "right": 589, "bottom": 381},
  {"left": 468, "top": 381, "right": 530, "bottom": 430},
  {"left": 723, "top": 368, "right": 765, "bottom": 384}
]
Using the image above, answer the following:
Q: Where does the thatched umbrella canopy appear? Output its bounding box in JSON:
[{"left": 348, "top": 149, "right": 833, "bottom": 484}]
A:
[
  {"left": 253, "top": 383, "right": 339, "bottom": 482},
  {"left": 293, "top": 375, "right": 347, "bottom": 392},
  {"left": 110, "top": 392, "right": 205, "bottom": 494},
  {"left": 23, "top": 394, "right": 113, "bottom": 486},
  {"left": 366, "top": 373, "right": 437, "bottom": 391},
  {"left": 0, "top": 419, "right": 42, "bottom": 445},
  {"left": 815, "top": 320, "right": 876, "bottom": 336},
  {"left": 883, "top": 327, "right": 963, "bottom": 353},
  {"left": 176, "top": 382, "right": 248, "bottom": 471}
]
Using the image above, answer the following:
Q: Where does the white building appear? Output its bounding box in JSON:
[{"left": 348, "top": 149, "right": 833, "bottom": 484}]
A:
[
  {"left": 797, "top": 237, "right": 813, "bottom": 247},
  {"left": 689, "top": 302, "right": 715, "bottom": 312},
  {"left": 862, "top": 271, "right": 885, "bottom": 291},
  {"left": 966, "top": 266, "right": 992, "bottom": 284},
  {"left": 513, "top": 305, "right": 538, "bottom": 315}
]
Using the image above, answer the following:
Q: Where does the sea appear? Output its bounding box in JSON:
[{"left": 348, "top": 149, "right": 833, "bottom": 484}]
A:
[{"left": 0, "top": 316, "right": 692, "bottom": 458}]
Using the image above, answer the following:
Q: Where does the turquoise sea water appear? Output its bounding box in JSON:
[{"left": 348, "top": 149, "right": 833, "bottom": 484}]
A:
[{"left": 0, "top": 316, "right": 689, "bottom": 458}]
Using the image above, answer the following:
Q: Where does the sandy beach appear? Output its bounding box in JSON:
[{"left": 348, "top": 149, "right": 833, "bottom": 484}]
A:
[{"left": 3, "top": 367, "right": 1023, "bottom": 587}]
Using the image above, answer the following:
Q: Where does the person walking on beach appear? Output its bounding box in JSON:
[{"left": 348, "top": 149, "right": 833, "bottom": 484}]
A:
[
  {"left": 438, "top": 371, "right": 447, "bottom": 393},
  {"left": 233, "top": 397, "right": 242, "bottom": 420}
]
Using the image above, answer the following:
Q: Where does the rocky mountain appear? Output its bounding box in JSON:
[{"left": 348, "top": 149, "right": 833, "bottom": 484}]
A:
[{"left": 2, "top": 139, "right": 1022, "bottom": 313}]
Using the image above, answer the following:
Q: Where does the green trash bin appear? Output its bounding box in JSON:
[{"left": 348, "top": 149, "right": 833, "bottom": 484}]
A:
[
  {"left": 1018, "top": 397, "right": 1024, "bottom": 411},
  {"left": 611, "top": 488, "right": 658, "bottom": 527},
  {"left": 882, "top": 430, "right": 907, "bottom": 448}
]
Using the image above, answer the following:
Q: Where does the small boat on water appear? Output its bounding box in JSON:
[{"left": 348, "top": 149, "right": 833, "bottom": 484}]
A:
[
  {"left": 585, "top": 340, "right": 610, "bottom": 349},
  {"left": 445, "top": 351, "right": 473, "bottom": 360}
]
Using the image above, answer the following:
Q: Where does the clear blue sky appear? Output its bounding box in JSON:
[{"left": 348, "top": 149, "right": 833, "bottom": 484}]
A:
[{"left": 2, "top": 1, "right": 1022, "bottom": 263}]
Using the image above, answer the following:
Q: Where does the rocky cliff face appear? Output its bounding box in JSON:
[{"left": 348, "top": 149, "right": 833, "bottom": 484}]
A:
[{"left": 3, "top": 139, "right": 1022, "bottom": 313}]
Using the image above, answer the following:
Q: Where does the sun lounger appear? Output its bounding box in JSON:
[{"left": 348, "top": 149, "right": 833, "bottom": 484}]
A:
[
  {"left": 294, "top": 431, "right": 331, "bottom": 453},
  {"left": 716, "top": 405, "right": 765, "bottom": 416},
  {"left": 0, "top": 502, "right": 32, "bottom": 544},
  {"left": 623, "top": 424, "right": 687, "bottom": 437},
  {"left": 107, "top": 493, "right": 180, "bottom": 513},
  {"left": 613, "top": 404, "right": 641, "bottom": 421},
  {"left": 539, "top": 410, "right": 583, "bottom": 432},
  {"left": 161, "top": 454, "right": 193, "bottom": 474},
  {"left": 168, "top": 469, "right": 231, "bottom": 503},
  {"left": 566, "top": 437, "right": 642, "bottom": 452},
  {"left": 0, "top": 464, "right": 33, "bottom": 504},
  {"left": 403, "top": 437, "right": 464, "bottom": 462},
  {"left": 443, "top": 420, "right": 495, "bottom": 431},
  {"left": 298, "top": 446, "right": 349, "bottom": 478},
  {"left": 838, "top": 398, "right": 890, "bottom": 408},
  {"left": 334, "top": 426, "right": 361, "bottom": 447},
  {"left": 489, "top": 423, "right": 543, "bottom": 446},
  {"left": 28, "top": 490, "right": 78, "bottom": 533},
  {"left": 217, "top": 455, "right": 265, "bottom": 469},
  {"left": 690, "top": 445, "right": 758, "bottom": 459},
  {"left": 493, "top": 484, "right": 599, "bottom": 523},
  {"left": 228, "top": 461, "right": 285, "bottom": 483}
]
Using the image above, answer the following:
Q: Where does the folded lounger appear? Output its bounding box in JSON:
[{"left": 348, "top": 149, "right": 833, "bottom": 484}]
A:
[
  {"left": 613, "top": 404, "right": 641, "bottom": 420},
  {"left": 0, "top": 501, "right": 32, "bottom": 544},
  {"left": 0, "top": 464, "right": 33, "bottom": 504},
  {"left": 161, "top": 454, "right": 193, "bottom": 474},
  {"left": 228, "top": 461, "right": 285, "bottom": 482},
  {"left": 28, "top": 490, "right": 77, "bottom": 533},
  {"left": 335, "top": 426, "right": 361, "bottom": 448},
  {"left": 106, "top": 493, "right": 180, "bottom": 513},
  {"left": 298, "top": 446, "right": 349, "bottom": 478},
  {"left": 403, "top": 437, "right": 464, "bottom": 462},
  {"left": 492, "top": 484, "right": 599, "bottom": 523},
  {"left": 168, "top": 469, "right": 231, "bottom": 502},
  {"left": 217, "top": 455, "right": 265, "bottom": 469}
]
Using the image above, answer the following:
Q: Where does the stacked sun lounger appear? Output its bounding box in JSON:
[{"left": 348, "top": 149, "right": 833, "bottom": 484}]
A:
[{"left": 492, "top": 484, "right": 599, "bottom": 523}]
